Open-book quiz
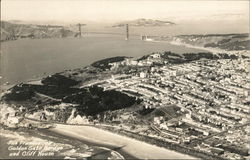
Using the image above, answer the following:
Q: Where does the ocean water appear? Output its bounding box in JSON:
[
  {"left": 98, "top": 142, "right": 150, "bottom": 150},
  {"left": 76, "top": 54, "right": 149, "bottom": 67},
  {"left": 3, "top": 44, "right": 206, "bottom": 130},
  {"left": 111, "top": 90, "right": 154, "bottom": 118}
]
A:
[
  {"left": 1, "top": 34, "right": 205, "bottom": 84},
  {"left": 0, "top": 127, "right": 125, "bottom": 159}
]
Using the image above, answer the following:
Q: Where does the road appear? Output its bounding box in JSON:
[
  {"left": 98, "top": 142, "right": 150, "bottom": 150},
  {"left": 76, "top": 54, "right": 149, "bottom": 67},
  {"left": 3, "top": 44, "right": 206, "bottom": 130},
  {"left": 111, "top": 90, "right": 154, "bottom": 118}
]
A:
[
  {"left": 50, "top": 124, "right": 197, "bottom": 159},
  {"left": 200, "top": 121, "right": 250, "bottom": 141},
  {"left": 22, "top": 116, "right": 196, "bottom": 159}
]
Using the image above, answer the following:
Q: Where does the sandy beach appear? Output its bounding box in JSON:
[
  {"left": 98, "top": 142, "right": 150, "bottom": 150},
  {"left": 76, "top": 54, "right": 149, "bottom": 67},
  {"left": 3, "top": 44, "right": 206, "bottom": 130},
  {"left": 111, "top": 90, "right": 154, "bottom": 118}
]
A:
[
  {"left": 51, "top": 124, "right": 197, "bottom": 159},
  {"left": 0, "top": 126, "right": 128, "bottom": 159}
]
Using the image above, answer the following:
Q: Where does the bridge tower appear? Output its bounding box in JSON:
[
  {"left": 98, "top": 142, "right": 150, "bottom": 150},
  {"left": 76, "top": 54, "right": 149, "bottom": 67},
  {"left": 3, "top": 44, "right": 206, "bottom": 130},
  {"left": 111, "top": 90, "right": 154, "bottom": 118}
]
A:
[
  {"left": 78, "top": 23, "right": 82, "bottom": 37},
  {"left": 77, "top": 23, "right": 86, "bottom": 37},
  {"left": 125, "top": 24, "right": 129, "bottom": 40}
]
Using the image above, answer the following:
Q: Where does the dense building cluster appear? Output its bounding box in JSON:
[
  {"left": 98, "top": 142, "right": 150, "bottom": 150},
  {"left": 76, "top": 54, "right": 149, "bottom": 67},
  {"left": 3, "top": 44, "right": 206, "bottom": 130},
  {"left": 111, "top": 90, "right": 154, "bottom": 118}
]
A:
[
  {"left": 84, "top": 52, "right": 250, "bottom": 159},
  {"left": 1, "top": 50, "right": 249, "bottom": 159}
]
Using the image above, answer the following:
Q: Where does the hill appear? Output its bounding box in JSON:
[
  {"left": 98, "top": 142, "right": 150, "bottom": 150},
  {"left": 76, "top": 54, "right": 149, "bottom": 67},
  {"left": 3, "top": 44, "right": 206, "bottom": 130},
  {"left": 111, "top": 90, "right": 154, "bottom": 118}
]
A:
[
  {"left": 171, "top": 33, "right": 250, "bottom": 51},
  {"left": 0, "top": 21, "right": 75, "bottom": 42},
  {"left": 112, "top": 18, "right": 176, "bottom": 27}
]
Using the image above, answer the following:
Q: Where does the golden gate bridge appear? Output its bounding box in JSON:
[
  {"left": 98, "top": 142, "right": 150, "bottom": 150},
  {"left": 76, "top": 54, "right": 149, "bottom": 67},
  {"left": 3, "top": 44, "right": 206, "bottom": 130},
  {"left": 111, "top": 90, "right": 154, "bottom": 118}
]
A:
[{"left": 75, "top": 23, "right": 141, "bottom": 39}]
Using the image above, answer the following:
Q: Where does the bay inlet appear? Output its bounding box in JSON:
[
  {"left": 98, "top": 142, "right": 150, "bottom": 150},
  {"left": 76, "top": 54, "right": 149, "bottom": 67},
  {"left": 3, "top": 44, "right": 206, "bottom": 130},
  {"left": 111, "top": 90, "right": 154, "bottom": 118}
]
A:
[{"left": 1, "top": 34, "right": 205, "bottom": 84}]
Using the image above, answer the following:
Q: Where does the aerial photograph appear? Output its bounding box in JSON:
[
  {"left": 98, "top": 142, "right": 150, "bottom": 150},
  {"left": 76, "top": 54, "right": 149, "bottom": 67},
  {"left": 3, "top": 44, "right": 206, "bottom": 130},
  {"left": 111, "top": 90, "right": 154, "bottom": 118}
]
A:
[{"left": 0, "top": 0, "right": 249, "bottom": 159}]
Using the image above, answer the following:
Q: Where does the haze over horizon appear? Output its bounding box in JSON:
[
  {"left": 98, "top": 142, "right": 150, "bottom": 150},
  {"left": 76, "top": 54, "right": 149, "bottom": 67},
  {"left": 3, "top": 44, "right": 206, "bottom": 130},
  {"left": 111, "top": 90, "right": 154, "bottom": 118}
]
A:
[
  {"left": 2, "top": 0, "right": 249, "bottom": 22},
  {"left": 1, "top": 0, "right": 249, "bottom": 34}
]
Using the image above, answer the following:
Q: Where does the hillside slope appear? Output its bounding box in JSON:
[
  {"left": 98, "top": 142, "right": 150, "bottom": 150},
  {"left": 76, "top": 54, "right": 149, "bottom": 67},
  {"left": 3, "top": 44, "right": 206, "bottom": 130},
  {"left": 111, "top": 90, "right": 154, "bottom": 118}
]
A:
[
  {"left": 0, "top": 21, "right": 75, "bottom": 41},
  {"left": 171, "top": 33, "right": 250, "bottom": 51}
]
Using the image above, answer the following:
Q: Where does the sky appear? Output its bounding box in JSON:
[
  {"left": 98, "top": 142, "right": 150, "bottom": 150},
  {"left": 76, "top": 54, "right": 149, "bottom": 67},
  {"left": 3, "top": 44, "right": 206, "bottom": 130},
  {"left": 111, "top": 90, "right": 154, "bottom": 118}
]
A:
[{"left": 1, "top": 0, "right": 249, "bottom": 23}]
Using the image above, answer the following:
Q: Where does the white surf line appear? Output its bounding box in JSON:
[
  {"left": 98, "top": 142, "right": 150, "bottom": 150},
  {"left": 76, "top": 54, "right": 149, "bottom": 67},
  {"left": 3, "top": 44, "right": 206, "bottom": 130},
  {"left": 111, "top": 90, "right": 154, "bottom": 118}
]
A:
[{"left": 51, "top": 124, "right": 198, "bottom": 160}]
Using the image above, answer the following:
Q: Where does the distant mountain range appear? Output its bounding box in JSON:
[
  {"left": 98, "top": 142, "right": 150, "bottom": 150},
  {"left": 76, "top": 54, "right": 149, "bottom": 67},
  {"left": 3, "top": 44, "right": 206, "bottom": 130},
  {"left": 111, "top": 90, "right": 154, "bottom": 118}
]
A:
[
  {"left": 1, "top": 19, "right": 176, "bottom": 41},
  {"left": 112, "top": 18, "right": 176, "bottom": 27},
  {"left": 2, "top": 20, "right": 248, "bottom": 51}
]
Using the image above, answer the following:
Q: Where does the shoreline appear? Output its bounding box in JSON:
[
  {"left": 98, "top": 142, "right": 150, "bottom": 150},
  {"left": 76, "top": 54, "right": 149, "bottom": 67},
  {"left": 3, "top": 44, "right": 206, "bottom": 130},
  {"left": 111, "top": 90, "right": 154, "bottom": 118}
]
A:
[
  {"left": 167, "top": 40, "right": 250, "bottom": 56},
  {"left": 169, "top": 40, "right": 224, "bottom": 53},
  {"left": 40, "top": 127, "right": 136, "bottom": 159},
  {"left": 99, "top": 125, "right": 226, "bottom": 160},
  {"left": 0, "top": 125, "right": 130, "bottom": 159},
  {"left": 0, "top": 120, "right": 196, "bottom": 159},
  {"left": 49, "top": 124, "right": 197, "bottom": 159}
]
